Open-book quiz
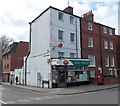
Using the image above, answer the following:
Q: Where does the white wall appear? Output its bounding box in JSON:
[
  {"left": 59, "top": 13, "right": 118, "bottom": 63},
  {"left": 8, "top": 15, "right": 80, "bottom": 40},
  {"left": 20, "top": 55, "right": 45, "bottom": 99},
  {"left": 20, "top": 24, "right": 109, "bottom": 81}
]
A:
[
  {"left": 50, "top": 8, "right": 81, "bottom": 58},
  {"left": 27, "top": 9, "right": 51, "bottom": 87}
]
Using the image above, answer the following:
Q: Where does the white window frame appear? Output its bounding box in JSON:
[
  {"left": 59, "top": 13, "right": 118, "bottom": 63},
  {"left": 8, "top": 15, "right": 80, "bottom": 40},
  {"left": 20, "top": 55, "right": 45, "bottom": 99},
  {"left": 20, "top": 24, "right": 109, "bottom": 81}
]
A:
[
  {"left": 58, "top": 30, "right": 64, "bottom": 41},
  {"left": 105, "top": 56, "right": 109, "bottom": 67},
  {"left": 110, "top": 42, "right": 113, "bottom": 50},
  {"left": 70, "top": 53, "right": 75, "bottom": 58},
  {"left": 109, "top": 29, "right": 112, "bottom": 35},
  {"left": 109, "top": 69, "right": 113, "bottom": 76},
  {"left": 88, "top": 37, "right": 93, "bottom": 47},
  {"left": 88, "top": 55, "right": 96, "bottom": 67},
  {"left": 58, "top": 52, "right": 64, "bottom": 58},
  {"left": 70, "top": 33, "right": 75, "bottom": 42},
  {"left": 88, "top": 22, "right": 92, "bottom": 31},
  {"left": 104, "top": 41, "right": 108, "bottom": 49},
  {"left": 70, "top": 16, "right": 74, "bottom": 24},
  {"left": 58, "top": 12, "right": 63, "bottom": 21},
  {"left": 103, "top": 27, "right": 107, "bottom": 34},
  {"left": 90, "top": 70, "right": 95, "bottom": 78},
  {"left": 111, "top": 57, "right": 115, "bottom": 67}
]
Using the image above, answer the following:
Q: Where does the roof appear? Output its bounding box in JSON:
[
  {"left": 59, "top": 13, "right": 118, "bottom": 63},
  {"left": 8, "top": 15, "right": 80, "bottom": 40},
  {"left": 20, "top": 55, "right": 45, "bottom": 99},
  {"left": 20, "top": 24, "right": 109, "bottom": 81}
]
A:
[
  {"left": 2, "top": 42, "right": 18, "bottom": 56},
  {"left": 29, "top": 6, "right": 115, "bottom": 30}
]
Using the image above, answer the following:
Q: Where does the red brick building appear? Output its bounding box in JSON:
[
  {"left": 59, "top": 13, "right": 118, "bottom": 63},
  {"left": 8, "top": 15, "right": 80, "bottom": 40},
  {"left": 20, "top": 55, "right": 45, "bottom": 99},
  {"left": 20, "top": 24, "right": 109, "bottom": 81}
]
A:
[
  {"left": 81, "top": 11, "right": 118, "bottom": 84},
  {"left": 2, "top": 41, "right": 29, "bottom": 82},
  {"left": 116, "top": 35, "right": 120, "bottom": 75}
]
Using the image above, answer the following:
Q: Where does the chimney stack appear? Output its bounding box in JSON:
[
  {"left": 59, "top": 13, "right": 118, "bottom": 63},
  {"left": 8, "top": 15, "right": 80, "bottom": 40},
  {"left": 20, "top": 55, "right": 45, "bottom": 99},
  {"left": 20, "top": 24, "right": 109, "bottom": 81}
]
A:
[
  {"left": 83, "top": 10, "right": 94, "bottom": 21},
  {"left": 63, "top": 6, "right": 73, "bottom": 15}
]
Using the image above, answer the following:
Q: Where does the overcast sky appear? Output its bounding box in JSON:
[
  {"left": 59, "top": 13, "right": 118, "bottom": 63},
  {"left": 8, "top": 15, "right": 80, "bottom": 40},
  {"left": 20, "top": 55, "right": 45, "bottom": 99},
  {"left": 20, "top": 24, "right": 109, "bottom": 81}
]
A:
[{"left": 0, "top": 0, "right": 119, "bottom": 42}]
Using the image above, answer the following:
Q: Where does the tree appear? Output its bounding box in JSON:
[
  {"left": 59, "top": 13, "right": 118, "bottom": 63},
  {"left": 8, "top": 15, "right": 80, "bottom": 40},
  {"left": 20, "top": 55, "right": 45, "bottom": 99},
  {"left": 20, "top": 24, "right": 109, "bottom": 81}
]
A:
[{"left": 0, "top": 35, "right": 14, "bottom": 53}]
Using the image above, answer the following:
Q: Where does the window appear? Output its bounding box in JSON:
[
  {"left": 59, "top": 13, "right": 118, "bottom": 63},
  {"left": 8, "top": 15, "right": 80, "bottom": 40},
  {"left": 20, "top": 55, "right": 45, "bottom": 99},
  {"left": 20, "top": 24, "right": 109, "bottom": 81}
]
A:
[
  {"left": 58, "top": 52, "right": 64, "bottom": 58},
  {"left": 88, "top": 55, "right": 95, "bottom": 67},
  {"left": 103, "top": 27, "right": 107, "bottom": 34},
  {"left": 5, "top": 65, "right": 6, "bottom": 69},
  {"left": 114, "top": 69, "right": 117, "bottom": 77},
  {"left": 104, "top": 41, "right": 108, "bottom": 49},
  {"left": 111, "top": 57, "right": 115, "bottom": 67},
  {"left": 109, "top": 29, "right": 112, "bottom": 35},
  {"left": 70, "top": 16, "right": 74, "bottom": 24},
  {"left": 58, "top": 12, "right": 63, "bottom": 20},
  {"left": 105, "top": 56, "right": 109, "bottom": 67},
  {"left": 90, "top": 71, "right": 95, "bottom": 78},
  {"left": 110, "top": 42, "right": 113, "bottom": 50},
  {"left": 58, "top": 30, "right": 64, "bottom": 40},
  {"left": 88, "top": 38, "right": 93, "bottom": 47},
  {"left": 7, "top": 64, "right": 9, "bottom": 69},
  {"left": 70, "top": 33, "right": 75, "bottom": 42},
  {"left": 109, "top": 69, "right": 113, "bottom": 75},
  {"left": 88, "top": 22, "right": 92, "bottom": 30},
  {"left": 70, "top": 53, "right": 75, "bottom": 58}
]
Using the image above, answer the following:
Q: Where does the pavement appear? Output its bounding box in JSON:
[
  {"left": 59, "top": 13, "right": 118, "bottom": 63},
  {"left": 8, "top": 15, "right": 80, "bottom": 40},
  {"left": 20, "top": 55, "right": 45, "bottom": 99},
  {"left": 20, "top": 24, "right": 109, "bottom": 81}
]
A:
[{"left": 1, "top": 82, "right": 119, "bottom": 95}]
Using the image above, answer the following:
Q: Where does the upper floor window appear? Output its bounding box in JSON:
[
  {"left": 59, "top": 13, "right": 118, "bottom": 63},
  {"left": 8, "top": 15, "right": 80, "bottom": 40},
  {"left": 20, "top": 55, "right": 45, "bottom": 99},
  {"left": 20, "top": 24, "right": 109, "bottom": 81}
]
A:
[
  {"left": 70, "top": 33, "right": 75, "bottom": 42},
  {"left": 58, "top": 52, "right": 64, "bottom": 58},
  {"left": 70, "top": 16, "right": 74, "bottom": 24},
  {"left": 104, "top": 41, "right": 108, "bottom": 49},
  {"left": 7, "top": 64, "right": 9, "bottom": 69},
  {"left": 88, "top": 55, "right": 95, "bottom": 67},
  {"left": 88, "top": 22, "right": 92, "bottom": 30},
  {"left": 58, "top": 12, "right": 63, "bottom": 21},
  {"left": 109, "top": 29, "right": 112, "bottom": 35},
  {"left": 88, "top": 38, "right": 93, "bottom": 47},
  {"left": 103, "top": 27, "right": 107, "bottom": 34},
  {"left": 58, "top": 30, "right": 64, "bottom": 40},
  {"left": 111, "top": 57, "right": 115, "bottom": 67},
  {"left": 110, "top": 42, "right": 113, "bottom": 50},
  {"left": 105, "top": 56, "right": 109, "bottom": 67},
  {"left": 70, "top": 53, "right": 75, "bottom": 58}
]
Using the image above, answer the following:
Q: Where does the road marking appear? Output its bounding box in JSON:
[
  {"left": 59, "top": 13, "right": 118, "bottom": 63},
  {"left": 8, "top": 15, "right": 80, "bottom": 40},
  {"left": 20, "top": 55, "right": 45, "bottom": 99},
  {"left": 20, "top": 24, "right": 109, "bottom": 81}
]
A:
[
  {"left": 6, "top": 101, "right": 15, "bottom": 104},
  {"left": 18, "top": 99, "right": 30, "bottom": 102},
  {"left": 31, "top": 97, "right": 42, "bottom": 100},
  {"left": 0, "top": 100, "right": 7, "bottom": 104}
]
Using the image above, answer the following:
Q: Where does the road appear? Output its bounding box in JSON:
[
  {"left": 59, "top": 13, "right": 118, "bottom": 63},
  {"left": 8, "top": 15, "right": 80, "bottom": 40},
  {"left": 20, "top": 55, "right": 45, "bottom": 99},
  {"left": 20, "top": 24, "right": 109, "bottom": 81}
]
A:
[{"left": 0, "top": 85, "right": 119, "bottom": 104}]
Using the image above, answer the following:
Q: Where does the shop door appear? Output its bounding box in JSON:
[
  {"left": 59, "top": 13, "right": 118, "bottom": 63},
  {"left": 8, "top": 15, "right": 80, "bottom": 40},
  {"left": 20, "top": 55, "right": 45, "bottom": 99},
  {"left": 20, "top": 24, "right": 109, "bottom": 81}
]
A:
[{"left": 57, "top": 69, "right": 66, "bottom": 88}]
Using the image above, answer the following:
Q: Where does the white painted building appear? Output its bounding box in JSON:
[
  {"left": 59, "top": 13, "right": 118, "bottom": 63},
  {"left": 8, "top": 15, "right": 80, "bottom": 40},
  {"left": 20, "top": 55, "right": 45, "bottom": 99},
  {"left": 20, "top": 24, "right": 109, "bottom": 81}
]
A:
[{"left": 27, "top": 6, "right": 90, "bottom": 88}]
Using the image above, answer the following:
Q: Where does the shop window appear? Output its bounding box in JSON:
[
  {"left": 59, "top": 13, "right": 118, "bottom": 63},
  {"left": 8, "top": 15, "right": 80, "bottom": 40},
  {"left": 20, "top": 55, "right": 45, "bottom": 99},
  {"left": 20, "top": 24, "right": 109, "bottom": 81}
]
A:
[
  {"left": 88, "top": 37, "right": 93, "bottom": 47},
  {"left": 88, "top": 55, "right": 96, "bottom": 67},
  {"left": 70, "top": 33, "right": 75, "bottom": 42},
  {"left": 88, "top": 22, "right": 92, "bottom": 31},
  {"left": 58, "top": 30, "right": 64, "bottom": 40},
  {"left": 90, "top": 71, "right": 95, "bottom": 78},
  {"left": 58, "top": 12, "right": 63, "bottom": 21},
  {"left": 105, "top": 56, "right": 109, "bottom": 67}
]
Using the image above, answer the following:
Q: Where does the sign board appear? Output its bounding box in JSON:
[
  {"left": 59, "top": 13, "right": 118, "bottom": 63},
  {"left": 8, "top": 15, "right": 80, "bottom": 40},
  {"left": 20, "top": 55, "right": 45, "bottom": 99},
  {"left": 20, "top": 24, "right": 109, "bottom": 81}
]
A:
[{"left": 51, "top": 59, "right": 90, "bottom": 66}]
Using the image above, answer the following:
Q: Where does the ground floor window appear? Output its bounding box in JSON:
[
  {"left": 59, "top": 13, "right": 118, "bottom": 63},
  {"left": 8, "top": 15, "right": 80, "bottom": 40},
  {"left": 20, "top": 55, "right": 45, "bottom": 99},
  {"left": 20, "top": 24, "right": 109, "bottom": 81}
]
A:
[
  {"left": 109, "top": 69, "right": 113, "bottom": 76},
  {"left": 90, "top": 70, "right": 95, "bottom": 78}
]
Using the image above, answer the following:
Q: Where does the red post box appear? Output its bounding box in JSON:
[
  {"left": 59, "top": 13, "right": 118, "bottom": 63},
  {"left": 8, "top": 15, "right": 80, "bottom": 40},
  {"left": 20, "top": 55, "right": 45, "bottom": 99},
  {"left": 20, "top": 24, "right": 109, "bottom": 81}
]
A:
[{"left": 97, "top": 72, "right": 103, "bottom": 85}]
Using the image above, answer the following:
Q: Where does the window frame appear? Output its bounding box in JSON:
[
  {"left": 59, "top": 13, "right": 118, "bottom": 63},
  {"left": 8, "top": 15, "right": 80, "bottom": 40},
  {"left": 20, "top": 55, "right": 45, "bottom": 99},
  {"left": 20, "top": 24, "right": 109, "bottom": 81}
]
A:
[
  {"left": 70, "top": 33, "right": 75, "bottom": 42},
  {"left": 104, "top": 41, "right": 108, "bottom": 49},
  {"left": 58, "top": 30, "right": 64, "bottom": 41},
  {"left": 111, "top": 57, "right": 115, "bottom": 67},
  {"left": 105, "top": 56, "right": 109, "bottom": 67},
  {"left": 88, "top": 22, "right": 92, "bottom": 31},
  {"left": 70, "top": 53, "right": 75, "bottom": 58},
  {"left": 109, "top": 29, "right": 112, "bottom": 35},
  {"left": 70, "top": 16, "right": 74, "bottom": 24},
  {"left": 110, "top": 42, "right": 113, "bottom": 50},
  {"left": 103, "top": 27, "right": 107, "bottom": 34},
  {"left": 58, "top": 12, "right": 64, "bottom": 21},
  {"left": 88, "top": 37, "right": 93, "bottom": 47},
  {"left": 88, "top": 55, "right": 96, "bottom": 67},
  {"left": 58, "top": 52, "right": 64, "bottom": 58}
]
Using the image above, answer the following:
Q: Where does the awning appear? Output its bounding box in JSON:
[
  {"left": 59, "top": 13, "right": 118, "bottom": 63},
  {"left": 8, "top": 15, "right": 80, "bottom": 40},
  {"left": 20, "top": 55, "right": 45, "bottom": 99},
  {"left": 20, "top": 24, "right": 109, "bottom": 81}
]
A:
[{"left": 51, "top": 59, "right": 90, "bottom": 66}]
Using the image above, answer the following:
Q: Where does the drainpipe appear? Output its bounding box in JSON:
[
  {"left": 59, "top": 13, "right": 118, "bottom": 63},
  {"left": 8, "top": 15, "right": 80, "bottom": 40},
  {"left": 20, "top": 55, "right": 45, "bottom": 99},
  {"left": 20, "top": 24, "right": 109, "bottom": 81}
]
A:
[
  {"left": 79, "top": 17, "right": 82, "bottom": 58},
  {"left": 75, "top": 17, "right": 78, "bottom": 58},
  {"left": 99, "top": 24, "right": 103, "bottom": 73}
]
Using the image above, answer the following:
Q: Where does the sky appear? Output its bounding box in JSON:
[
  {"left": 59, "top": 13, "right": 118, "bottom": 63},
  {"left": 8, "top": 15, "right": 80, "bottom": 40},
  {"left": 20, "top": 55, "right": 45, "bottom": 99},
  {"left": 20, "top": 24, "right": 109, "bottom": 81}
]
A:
[{"left": 0, "top": 0, "right": 119, "bottom": 42}]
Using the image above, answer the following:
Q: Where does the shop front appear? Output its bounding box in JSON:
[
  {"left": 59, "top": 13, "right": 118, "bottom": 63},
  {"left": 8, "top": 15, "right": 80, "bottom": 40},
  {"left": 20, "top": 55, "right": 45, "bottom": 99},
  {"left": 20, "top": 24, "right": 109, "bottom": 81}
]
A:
[{"left": 51, "top": 59, "right": 90, "bottom": 88}]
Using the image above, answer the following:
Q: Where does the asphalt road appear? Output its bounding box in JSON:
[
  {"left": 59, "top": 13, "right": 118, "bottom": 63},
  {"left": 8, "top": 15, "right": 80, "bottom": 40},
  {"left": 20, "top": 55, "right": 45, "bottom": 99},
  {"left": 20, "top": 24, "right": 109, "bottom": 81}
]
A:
[{"left": 0, "top": 85, "right": 119, "bottom": 104}]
